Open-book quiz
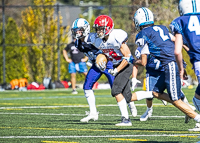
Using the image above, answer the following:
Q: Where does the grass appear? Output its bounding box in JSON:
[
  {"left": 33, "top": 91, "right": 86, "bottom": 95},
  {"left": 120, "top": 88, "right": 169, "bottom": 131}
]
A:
[{"left": 0, "top": 88, "right": 200, "bottom": 143}]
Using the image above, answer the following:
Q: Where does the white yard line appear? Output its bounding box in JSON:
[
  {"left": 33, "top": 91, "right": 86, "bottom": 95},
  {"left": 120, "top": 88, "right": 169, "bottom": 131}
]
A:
[
  {"left": 0, "top": 134, "right": 200, "bottom": 138},
  {"left": 0, "top": 103, "right": 168, "bottom": 109},
  {"left": 0, "top": 112, "right": 185, "bottom": 118}
]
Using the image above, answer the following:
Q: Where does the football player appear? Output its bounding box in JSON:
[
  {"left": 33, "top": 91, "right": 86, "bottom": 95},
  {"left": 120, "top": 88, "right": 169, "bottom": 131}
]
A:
[
  {"left": 131, "top": 7, "right": 200, "bottom": 131},
  {"left": 170, "top": 0, "right": 200, "bottom": 131},
  {"left": 71, "top": 18, "right": 137, "bottom": 123},
  {"left": 93, "top": 15, "right": 138, "bottom": 126},
  {"left": 134, "top": 47, "right": 195, "bottom": 122}
]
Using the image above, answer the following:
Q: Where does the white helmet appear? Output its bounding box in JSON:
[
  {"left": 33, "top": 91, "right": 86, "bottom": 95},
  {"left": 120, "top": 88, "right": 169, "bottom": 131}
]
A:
[
  {"left": 71, "top": 18, "right": 90, "bottom": 39},
  {"left": 178, "top": 0, "right": 200, "bottom": 16},
  {"left": 133, "top": 7, "right": 154, "bottom": 31}
]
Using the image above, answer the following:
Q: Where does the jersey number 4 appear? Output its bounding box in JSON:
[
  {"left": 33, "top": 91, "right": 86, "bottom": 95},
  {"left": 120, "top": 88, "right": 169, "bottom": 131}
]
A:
[
  {"left": 153, "top": 26, "right": 169, "bottom": 41},
  {"left": 188, "top": 16, "right": 200, "bottom": 35}
]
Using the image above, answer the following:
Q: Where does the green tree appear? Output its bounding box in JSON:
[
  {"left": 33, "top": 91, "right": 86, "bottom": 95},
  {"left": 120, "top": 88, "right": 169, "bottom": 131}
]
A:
[
  {"left": 0, "top": 17, "right": 26, "bottom": 83},
  {"left": 20, "top": 0, "right": 69, "bottom": 82}
]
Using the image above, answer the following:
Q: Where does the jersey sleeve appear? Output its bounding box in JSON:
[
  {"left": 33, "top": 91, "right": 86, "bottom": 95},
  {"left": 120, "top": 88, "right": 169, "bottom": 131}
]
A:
[
  {"left": 115, "top": 29, "right": 128, "bottom": 49},
  {"left": 141, "top": 43, "right": 150, "bottom": 55},
  {"left": 135, "top": 32, "right": 147, "bottom": 48},
  {"left": 170, "top": 18, "right": 182, "bottom": 35},
  {"left": 85, "top": 33, "right": 96, "bottom": 44},
  {"left": 170, "top": 18, "right": 189, "bottom": 46},
  {"left": 135, "top": 47, "right": 142, "bottom": 59},
  {"left": 64, "top": 43, "right": 71, "bottom": 51}
]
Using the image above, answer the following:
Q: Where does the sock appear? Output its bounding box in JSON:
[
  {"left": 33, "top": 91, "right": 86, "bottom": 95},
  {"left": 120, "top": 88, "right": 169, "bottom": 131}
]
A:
[
  {"left": 84, "top": 90, "right": 97, "bottom": 114},
  {"left": 117, "top": 98, "right": 129, "bottom": 119},
  {"left": 194, "top": 114, "right": 200, "bottom": 122},
  {"left": 136, "top": 91, "right": 153, "bottom": 101},
  {"left": 182, "top": 96, "right": 189, "bottom": 104},
  {"left": 147, "top": 106, "right": 152, "bottom": 110}
]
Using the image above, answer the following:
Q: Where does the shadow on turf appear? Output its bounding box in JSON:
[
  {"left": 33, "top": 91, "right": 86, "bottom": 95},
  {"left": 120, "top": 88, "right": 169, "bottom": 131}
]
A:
[{"left": 48, "top": 119, "right": 115, "bottom": 125}]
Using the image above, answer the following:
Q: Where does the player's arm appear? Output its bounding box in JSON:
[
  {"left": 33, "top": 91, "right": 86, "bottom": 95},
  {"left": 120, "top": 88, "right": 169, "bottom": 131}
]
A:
[
  {"left": 182, "top": 44, "right": 189, "bottom": 52},
  {"left": 63, "top": 49, "right": 72, "bottom": 63},
  {"left": 170, "top": 33, "right": 189, "bottom": 52},
  {"left": 132, "top": 65, "right": 138, "bottom": 78},
  {"left": 116, "top": 42, "right": 131, "bottom": 72},
  {"left": 174, "top": 33, "right": 184, "bottom": 79},
  {"left": 169, "top": 33, "right": 175, "bottom": 42},
  {"left": 134, "top": 54, "right": 147, "bottom": 66},
  {"left": 81, "top": 56, "right": 88, "bottom": 62}
]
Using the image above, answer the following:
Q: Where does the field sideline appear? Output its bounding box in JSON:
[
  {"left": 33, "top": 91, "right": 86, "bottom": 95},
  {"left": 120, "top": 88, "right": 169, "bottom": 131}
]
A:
[{"left": 0, "top": 88, "right": 200, "bottom": 143}]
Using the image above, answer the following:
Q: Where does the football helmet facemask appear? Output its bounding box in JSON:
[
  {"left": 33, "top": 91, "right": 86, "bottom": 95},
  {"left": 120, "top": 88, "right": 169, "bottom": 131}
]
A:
[
  {"left": 71, "top": 18, "right": 90, "bottom": 39},
  {"left": 133, "top": 7, "right": 154, "bottom": 31},
  {"left": 93, "top": 15, "right": 114, "bottom": 39},
  {"left": 178, "top": 0, "right": 200, "bottom": 16}
]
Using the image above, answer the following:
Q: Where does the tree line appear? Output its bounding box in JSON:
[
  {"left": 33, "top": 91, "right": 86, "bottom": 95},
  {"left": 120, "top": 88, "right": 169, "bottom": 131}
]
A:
[{"left": 0, "top": 0, "right": 196, "bottom": 85}]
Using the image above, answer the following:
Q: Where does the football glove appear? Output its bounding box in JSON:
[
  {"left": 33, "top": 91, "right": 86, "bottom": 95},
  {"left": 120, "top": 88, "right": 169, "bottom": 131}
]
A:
[
  {"left": 86, "top": 60, "right": 93, "bottom": 67},
  {"left": 108, "top": 68, "right": 118, "bottom": 76},
  {"left": 96, "top": 61, "right": 107, "bottom": 71},
  {"left": 131, "top": 78, "right": 141, "bottom": 91}
]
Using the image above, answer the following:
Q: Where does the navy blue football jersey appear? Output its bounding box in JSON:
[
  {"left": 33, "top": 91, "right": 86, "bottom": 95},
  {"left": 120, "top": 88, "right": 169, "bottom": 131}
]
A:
[
  {"left": 75, "top": 33, "right": 103, "bottom": 63},
  {"left": 135, "top": 25, "right": 176, "bottom": 66},
  {"left": 146, "top": 55, "right": 164, "bottom": 75},
  {"left": 135, "top": 47, "right": 164, "bottom": 74},
  {"left": 170, "top": 14, "right": 200, "bottom": 64}
]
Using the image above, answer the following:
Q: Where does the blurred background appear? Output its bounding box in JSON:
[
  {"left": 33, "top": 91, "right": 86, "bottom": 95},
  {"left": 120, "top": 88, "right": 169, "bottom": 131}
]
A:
[{"left": 0, "top": 0, "right": 196, "bottom": 90}]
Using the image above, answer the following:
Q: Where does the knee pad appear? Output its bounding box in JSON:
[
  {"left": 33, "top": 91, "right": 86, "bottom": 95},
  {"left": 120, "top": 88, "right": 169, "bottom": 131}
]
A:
[{"left": 84, "top": 90, "right": 94, "bottom": 98}]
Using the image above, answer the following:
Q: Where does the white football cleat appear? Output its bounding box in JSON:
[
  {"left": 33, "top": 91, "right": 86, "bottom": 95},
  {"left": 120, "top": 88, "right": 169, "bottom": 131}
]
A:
[
  {"left": 80, "top": 111, "right": 99, "bottom": 122},
  {"left": 140, "top": 108, "right": 153, "bottom": 121},
  {"left": 188, "top": 123, "right": 200, "bottom": 131},
  {"left": 128, "top": 102, "right": 137, "bottom": 117},
  {"left": 115, "top": 117, "right": 132, "bottom": 126}
]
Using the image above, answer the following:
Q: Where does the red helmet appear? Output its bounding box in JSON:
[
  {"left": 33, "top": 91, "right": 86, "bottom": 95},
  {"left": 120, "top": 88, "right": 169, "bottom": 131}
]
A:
[{"left": 93, "top": 15, "right": 114, "bottom": 38}]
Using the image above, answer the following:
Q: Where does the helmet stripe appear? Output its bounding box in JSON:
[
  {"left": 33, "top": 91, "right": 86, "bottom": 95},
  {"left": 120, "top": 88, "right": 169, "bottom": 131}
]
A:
[
  {"left": 192, "top": 0, "right": 197, "bottom": 13},
  {"left": 74, "top": 19, "right": 79, "bottom": 28},
  {"left": 142, "top": 7, "right": 149, "bottom": 21}
]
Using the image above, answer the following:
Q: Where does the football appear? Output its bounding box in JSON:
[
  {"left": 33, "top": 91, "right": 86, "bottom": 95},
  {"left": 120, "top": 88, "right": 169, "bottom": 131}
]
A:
[{"left": 95, "top": 54, "right": 108, "bottom": 71}]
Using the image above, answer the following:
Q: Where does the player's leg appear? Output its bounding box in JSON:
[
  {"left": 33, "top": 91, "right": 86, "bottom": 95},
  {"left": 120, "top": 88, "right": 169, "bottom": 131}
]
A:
[
  {"left": 193, "top": 85, "right": 200, "bottom": 112},
  {"left": 180, "top": 89, "right": 196, "bottom": 123},
  {"left": 192, "top": 61, "right": 200, "bottom": 112},
  {"left": 68, "top": 62, "right": 77, "bottom": 94},
  {"left": 104, "top": 61, "right": 137, "bottom": 117},
  {"left": 71, "top": 73, "right": 77, "bottom": 94},
  {"left": 188, "top": 62, "right": 200, "bottom": 131},
  {"left": 166, "top": 62, "right": 198, "bottom": 119},
  {"left": 181, "top": 90, "right": 195, "bottom": 110},
  {"left": 140, "top": 74, "right": 154, "bottom": 121},
  {"left": 111, "top": 64, "right": 133, "bottom": 126},
  {"left": 78, "top": 61, "right": 88, "bottom": 76},
  {"left": 80, "top": 65, "right": 102, "bottom": 122},
  {"left": 153, "top": 62, "right": 200, "bottom": 130}
]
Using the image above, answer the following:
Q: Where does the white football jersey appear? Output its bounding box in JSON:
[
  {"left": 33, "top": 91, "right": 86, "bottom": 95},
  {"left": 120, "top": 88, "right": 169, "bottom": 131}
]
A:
[{"left": 93, "top": 29, "right": 128, "bottom": 65}]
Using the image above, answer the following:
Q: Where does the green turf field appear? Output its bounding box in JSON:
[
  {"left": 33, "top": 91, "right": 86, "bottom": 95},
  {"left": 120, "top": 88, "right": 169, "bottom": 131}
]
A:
[{"left": 0, "top": 88, "right": 200, "bottom": 143}]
